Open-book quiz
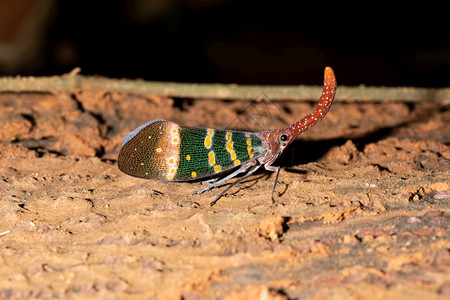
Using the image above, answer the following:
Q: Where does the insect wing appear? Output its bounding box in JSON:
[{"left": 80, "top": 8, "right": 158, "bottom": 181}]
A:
[
  {"left": 118, "top": 120, "right": 266, "bottom": 182},
  {"left": 175, "top": 126, "right": 265, "bottom": 181},
  {"left": 118, "top": 120, "right": 182, "bottom": 181}
]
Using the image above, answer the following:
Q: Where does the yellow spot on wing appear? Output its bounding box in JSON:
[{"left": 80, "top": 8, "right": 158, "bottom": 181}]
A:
[
  {"left": 234, "top": 159, "right": 240, "bottom": 166},
  {"left": 214, "top": 165, "right": 221, "bottom": 172},
  {"left": 186, "top": 154, "right": 191, "bottom": 161},
  {"left": 208, "top": 151, "right": 215, "bottom": 166},
  {"left": 191, "top": 171, "right": 197, "bottom": 178},
  {"left": 205, "top": 136, "right": 212, "bottom": 148},
  {"left": 246, "top": 138, "right": 252, "bottom": 146},
  {"left": 231, "top": 150, "right": 237, "bottom": 160},
  {"left": 247, "top": 146, "right": 255, "bottom": 158},
  {"left": 226, "top": 140, "right": 233, "bottom": 152},
  {"left": 226, "top": 131, "right": 232, "bottom": 140},
  {"left": 207, "top": 129, "right": 214, "bottom": 136}
]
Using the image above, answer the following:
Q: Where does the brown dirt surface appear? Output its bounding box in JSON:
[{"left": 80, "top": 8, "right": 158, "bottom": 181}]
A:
[{"left": 0, "top": 87, "right": 449, "bottom": 299}]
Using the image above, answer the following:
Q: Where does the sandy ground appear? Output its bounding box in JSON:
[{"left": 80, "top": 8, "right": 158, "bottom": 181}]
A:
[{"left": 0, "top": 88, "right": 449, "bottom": 299}]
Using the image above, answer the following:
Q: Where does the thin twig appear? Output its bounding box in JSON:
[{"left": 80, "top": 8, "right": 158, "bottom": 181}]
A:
[
  {"left": 0, "top": 230, "right": 11, "bottom": 237},
  {"left": 0, "top": 68, "right": 448, "bottom": 102}
]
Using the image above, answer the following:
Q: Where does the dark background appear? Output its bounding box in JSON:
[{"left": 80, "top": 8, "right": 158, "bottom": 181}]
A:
[{"left": 1, "top": 0, "right": 449, "bottom": 87}]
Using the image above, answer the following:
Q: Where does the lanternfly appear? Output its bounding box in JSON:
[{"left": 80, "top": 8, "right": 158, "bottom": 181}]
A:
[{"left": 118, "top": 67, "right": 337, "bottom": 205}]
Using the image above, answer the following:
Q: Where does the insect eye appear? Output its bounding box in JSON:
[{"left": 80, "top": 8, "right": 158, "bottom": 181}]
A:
[{"left": 280, "top": 134, "right": 288, "bottom": 142}]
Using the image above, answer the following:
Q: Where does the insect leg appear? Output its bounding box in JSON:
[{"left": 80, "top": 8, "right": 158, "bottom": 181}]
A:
[
  {"left": 271, "top": 167, "right": 281, "bottom": 203},
  {"left": 209, "top": 163, "right": 262, "bottom": 206},
  {"left": 209, "top": 179, "right": 240, "bottom": 206},
  {"left": 264, "top": 164, "right": 280, "bottom": 203},
  {"left": 203, "top": 178, "right": 220, "bottom": 184},
  {"left": 196, "top": 160, "right": 257, "bottom": 194}
]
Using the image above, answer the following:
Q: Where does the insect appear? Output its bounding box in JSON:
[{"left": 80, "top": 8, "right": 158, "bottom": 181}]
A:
[{"left": 118, "top": 67, "right": 337, "bottom": 206}]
